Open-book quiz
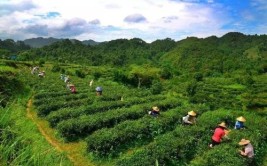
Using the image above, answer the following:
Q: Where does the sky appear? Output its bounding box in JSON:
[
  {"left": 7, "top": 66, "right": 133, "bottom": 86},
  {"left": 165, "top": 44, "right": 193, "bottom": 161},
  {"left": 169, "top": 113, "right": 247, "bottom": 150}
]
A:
[{"left": 0, "top": 0, "right": 267, "bottom": 42}]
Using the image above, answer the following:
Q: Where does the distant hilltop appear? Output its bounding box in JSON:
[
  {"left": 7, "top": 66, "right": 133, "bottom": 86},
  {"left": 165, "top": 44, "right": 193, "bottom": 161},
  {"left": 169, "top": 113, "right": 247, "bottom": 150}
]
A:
[{"left": 23, "top": 37, "right": 100, "bottom": 48}]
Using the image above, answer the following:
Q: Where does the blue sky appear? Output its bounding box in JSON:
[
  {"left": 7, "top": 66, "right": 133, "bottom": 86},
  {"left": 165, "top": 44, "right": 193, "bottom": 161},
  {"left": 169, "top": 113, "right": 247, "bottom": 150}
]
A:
[{"left": 0, "top": 0, "right": 266, "bottom": 42}]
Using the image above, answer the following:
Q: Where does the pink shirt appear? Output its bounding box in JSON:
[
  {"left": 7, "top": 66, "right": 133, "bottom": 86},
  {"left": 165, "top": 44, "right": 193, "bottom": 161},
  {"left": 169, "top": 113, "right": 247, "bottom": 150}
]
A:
[
  {"left": 244, "top": 143, "right": 254, "bottom": 158},
  {"left": 212, "top": 127, "right": 225, "bottom": 142}
]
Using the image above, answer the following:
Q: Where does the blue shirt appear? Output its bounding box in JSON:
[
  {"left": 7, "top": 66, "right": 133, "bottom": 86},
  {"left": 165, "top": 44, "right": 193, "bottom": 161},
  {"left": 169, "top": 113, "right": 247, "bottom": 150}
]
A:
[{"left": 235, "top": 121, "right": 244, "bottom": 129}]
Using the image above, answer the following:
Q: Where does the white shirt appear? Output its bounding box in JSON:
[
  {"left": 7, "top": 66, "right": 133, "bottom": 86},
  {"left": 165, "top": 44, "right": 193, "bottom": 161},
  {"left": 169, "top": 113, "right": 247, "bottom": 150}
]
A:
[{"left": 182, "top": 115, "right": 195, "bottom": 124}]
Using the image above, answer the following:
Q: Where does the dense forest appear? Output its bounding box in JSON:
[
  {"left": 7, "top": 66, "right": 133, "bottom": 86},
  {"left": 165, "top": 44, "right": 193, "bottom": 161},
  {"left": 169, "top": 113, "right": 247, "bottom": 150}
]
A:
[{"left": 1, "top": 32, "right": 266, "bottom": 72}]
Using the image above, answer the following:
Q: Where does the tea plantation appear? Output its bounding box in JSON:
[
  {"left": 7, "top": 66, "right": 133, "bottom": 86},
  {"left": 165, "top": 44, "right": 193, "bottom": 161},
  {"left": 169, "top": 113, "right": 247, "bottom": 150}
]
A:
[
  {"left": 17, "top": 62, "right": 266, "bottom": 166},
  {"left": 1, "top": 33, "right": 267, "bottom": 166}
]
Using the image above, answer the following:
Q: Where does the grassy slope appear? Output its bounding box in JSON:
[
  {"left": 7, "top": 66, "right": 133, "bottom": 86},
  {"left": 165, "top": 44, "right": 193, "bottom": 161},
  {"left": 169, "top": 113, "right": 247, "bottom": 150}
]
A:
[
  {"left": 0, "top": 95, "right": 73, "bottom": 166},
  {"left": 28, "top": 97, "right": 94, "bottom": 166},
  {"left": 0, "top": 61, "right": 73, "bottom": 166}
]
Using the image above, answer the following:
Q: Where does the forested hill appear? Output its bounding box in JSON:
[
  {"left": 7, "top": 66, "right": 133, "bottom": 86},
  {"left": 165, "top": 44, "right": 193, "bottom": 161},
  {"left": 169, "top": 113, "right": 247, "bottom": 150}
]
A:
[
  {"left": 0, "top": 39, "right": 31, "bottom": 59},
  {"left": 17, "top": 37, "right": 176, "bottom": 66},
  {"left": 23, "top": 37, "right": 100, "bottom": 48},
  {"left": 2, "top": 32, "right": 267, "bottom": 73},
  {"left": 161, "top": 32, "right": 267, "bottom": 74}
]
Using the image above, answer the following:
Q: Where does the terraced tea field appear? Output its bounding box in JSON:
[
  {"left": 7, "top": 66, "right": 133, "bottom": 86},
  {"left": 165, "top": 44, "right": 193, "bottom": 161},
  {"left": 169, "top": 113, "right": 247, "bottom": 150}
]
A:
[{"left": 25, "top": 65, "right": 267, "bottom": 166}]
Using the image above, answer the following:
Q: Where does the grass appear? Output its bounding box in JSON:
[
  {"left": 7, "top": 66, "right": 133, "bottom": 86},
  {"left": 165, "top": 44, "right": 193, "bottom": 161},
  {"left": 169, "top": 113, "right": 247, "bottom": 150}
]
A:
[
  {"left": 28, "top": 97, "right": 94, "bottom": 166},
  {"left": 0, "top": 94, "right": 72, "bottom": 166}
]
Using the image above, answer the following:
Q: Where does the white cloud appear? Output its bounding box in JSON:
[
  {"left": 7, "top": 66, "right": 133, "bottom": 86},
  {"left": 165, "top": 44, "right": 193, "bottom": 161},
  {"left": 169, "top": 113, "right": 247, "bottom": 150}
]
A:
[
  {"left": 0, "top": 0, "right": 243, "bottom": 42},
  {"left": 251, "top": 0, "right": 267, "bottom": 10},
  {"left": 0, "top": 0, "right": 36, "bottom": 15},
  {"left": 207, "top": 0, "right": 214, "bottom": 3}
]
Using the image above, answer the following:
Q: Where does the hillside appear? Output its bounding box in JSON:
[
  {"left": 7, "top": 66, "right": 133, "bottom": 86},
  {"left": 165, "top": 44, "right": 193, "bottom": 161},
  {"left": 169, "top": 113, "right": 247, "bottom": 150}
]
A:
[
  {"left": 0, "top": 59, "right": 266, "bottom": 166},
  {"left": 0, "top": 39, "right": 31, "bottom": 59},
  {"left": 17, "top": 37, "right": 176, "bottom": 66},
  {"left": 23, "top": 37, "right": 61, "bottom": 48},
  {"left": 4, "top": 32, "right": 264, "bottom": 75},
  {"left": 0, "top": 32, "right": 267, "bottom": 165},
  {"left": 161, "top": 32, "right": 267, "bottom": 74}
]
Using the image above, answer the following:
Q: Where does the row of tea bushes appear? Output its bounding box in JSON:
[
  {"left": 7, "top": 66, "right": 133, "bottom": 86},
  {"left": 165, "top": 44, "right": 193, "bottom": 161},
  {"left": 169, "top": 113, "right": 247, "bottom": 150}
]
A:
[
  {"left": 116, "top": 126, "right": 206, "bottom": 166},
  {"left": 36, "top": 98, "right": 93, "bottom": 116},
  {"left": 57, "top": 98, "right": 181, "bottom": 141},
  {"left": 33, "top": 93, "right": 89, "bottom": 106},
  {"left": 86, "top": 106, "right": 186, "bottom": 157},
  {"left": 46, "top": 95, "right": 166, "bottom": 127},
  {"left": 190, "top": 109, "right": 267, "bottom": 166},
  {"left": 115, "top": 109, "right": 267, "bottom": 166}
]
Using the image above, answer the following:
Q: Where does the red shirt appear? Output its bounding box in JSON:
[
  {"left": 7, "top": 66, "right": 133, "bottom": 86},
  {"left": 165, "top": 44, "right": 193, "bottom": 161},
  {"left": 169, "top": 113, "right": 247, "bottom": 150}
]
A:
[
  {"left": 71, "top": 86, "right": 76, "bottom": 93},
  {"left": 212, "top": 127, "right": 225, "bottom": 142}
]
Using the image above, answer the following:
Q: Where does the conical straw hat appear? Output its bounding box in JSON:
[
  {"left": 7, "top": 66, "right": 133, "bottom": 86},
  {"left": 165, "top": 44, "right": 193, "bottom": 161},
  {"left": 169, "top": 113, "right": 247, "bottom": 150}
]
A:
[
  {"left": 152, "top": 106, "right": 159, "bottom": 112},
  {"left": 236, "top": 116, "right": 246, "bottom": 122},
  {"left": 188, "top": 111, "right": 196, "bottom": 116},
  {"left": 238, "top": 139, "right": 250, "bottom": 145},
  {"left": 218, "top": 122, "right": 227, "bottom": 128}
]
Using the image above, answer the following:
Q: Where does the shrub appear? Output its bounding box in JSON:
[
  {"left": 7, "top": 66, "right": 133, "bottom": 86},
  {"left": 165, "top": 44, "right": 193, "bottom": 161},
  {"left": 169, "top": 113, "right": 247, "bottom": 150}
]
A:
[
  {"left": 150, "top": 79, "right": 163, "bottom": 94},
  {"left": 86, "top": 100, "right": 183, "bottom": 156},
  {"left": 75, "top": 70, "right": 85, "bottom": 78},
  {"left": 186, "top": 81, "right": 197, "bottom": 96},
  {"left": 194, "top": 72, "right": 203, "bottom": 82},
  {"left": 51, "top": 64, "right": 61, "bottom": 72},
  {"left": 160, "top": 68, "right": 172, "bottom": 79},
  {"left": 38, "top": 59, "right": 45, "bottom": 67}
]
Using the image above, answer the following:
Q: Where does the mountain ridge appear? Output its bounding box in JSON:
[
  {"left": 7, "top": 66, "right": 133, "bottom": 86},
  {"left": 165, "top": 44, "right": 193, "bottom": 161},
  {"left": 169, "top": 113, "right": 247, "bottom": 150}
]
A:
[{"left": 23, "top": 37, "right": 100, "bottom": 48}]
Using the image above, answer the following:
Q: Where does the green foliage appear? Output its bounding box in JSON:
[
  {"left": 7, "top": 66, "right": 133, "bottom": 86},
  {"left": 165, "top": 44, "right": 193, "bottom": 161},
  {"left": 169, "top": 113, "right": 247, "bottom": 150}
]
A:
[
  {"left": 190, "top": 144, "right": 246, "bottom": 166},
  {"left": 150, "top": 79, "right": 163, "bottom": 94},
  {"left": 51, "top": 64, "right": 62, "bottom": 72},
  {"left": 86, "top": 100, "right": 183, "bottom": 157},
  {"left": 117, "top": 126, "right": 204, "bottom": 166},
  {"left": 0, "top": 65, "right": 72, "bottom": 165},
  {"left": 0, "top": 39, "right": 30, "bottom": 57},
  {"left": 4, "top": 60, "right": 18, "bottom": 68},
  {"left": 0, "top": 66, "right": 25, "bottom": 107},
  {"left": 113, "top": 69, "right": 128, "bottom": 83},
  {"left": 1, "top": 32, "right": 267, "bottom": 165},
  {"left": 38, "top": 59, "right": 45, "bottom": 67},
  {"left": 92, "top": 70, "right": 102, "bottom": 80},
  {"left": 126, "top": 64, "right": 161, "bottom": 88},
  {"left": 75, "top": 69, "right": 86, "bottom": 78},
  {"left": 186, "top": 81, "right": 198, "bottom": 97},
  {"left": 235, "top": 74, "right": 255, "bottom": 86},
  {"left": 194, "top": 72, "right": 203, "bottom": 82},
  {"left": 0, "top": 49, "right": 11, "bottom": 59},
  {"left": 160, "top": 67, "right": 173, "bottom": 79}
]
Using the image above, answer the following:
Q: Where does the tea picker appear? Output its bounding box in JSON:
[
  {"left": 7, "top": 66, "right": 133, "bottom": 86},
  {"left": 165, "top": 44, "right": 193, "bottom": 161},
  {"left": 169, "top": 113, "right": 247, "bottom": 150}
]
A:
[{"left": 96, "top": 86, "right": 103, "bottom": 96}]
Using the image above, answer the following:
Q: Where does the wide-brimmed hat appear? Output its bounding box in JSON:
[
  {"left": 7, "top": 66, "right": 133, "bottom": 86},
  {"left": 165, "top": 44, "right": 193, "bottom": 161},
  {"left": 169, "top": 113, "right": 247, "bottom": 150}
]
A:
[
  {"left": 239, "top": 139, "right": 250, "bottom": 145},
  {"left": 218, "top": 122, "right": 227, "bottom": 128},
  {"left": 188, "top": 111, "right": 196, "bottom": 116},
  {"left": 69, "top": 84, "right": 74, "bottom": 87},
  {"left": 152, "top": 106, "right": 159, "bottom": 112},
  {"left": 96, "top": 86, "right": 102, "bottom": 91},
  {"left": 236, "top": 116, "right": 246, "bottom": 122}
]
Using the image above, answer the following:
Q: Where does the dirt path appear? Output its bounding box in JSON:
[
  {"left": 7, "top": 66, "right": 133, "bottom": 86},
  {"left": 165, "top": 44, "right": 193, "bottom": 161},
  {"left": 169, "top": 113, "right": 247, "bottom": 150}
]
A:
[{"left": 26, "top": 99, "right": 94, "bottom": 166}]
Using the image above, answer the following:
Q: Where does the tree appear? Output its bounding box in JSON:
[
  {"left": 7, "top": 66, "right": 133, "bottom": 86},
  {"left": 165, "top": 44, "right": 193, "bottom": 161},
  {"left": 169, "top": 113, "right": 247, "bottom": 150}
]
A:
[{"left": 127, "top": 64, "right": 161, "bottom": 88}]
